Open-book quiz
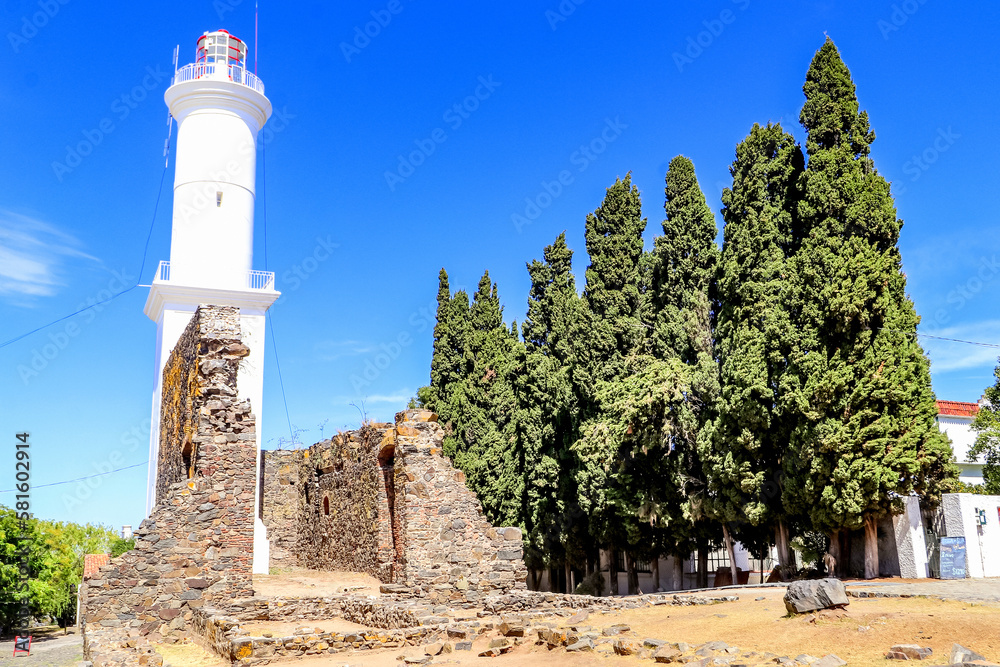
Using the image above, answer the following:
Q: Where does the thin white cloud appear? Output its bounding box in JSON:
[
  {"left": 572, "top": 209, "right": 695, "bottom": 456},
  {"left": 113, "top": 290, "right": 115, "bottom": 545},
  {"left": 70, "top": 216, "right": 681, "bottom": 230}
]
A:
[
  {"left": 331, "top": 391, "right": 414, "bottom": 406},
  {"left": 364, "top": 393, "right": 415, "bottom": 404},
  {"left": 313, "top": 339, "right": 378, "bottom": 361},
  {"left": 923, "top": 320, "right": 1000, "bottom": 373},
  {"left": 0, "top": 210, "right": 97, "bottom": 304}
]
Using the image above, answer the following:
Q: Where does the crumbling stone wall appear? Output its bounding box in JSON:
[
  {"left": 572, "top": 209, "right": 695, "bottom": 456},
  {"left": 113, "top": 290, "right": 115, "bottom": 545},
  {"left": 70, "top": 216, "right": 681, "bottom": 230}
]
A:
[
  {"left": 82, "top": 305, "right": 257, "bottom": 641},
  {"left": 393, "top": 410, "right": 527, "bottom": 602},
  {"left": 262, "top": 427, "right": 385, "bottom": 576},
  {"left": 261, "top": 409, "right": 527, "bottom": 601}
]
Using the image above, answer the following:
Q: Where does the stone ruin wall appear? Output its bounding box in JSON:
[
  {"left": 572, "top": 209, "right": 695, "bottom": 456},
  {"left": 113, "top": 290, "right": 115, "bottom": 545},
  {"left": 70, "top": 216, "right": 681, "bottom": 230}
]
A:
[
  {"left": 82, "top": 305, "right": 257, "bottom": 640},
  {"left": 262, "top": 426, "right": 386, "bottom": 578},
  {"left": 262, "top": 409, "right": 527, "bottom": 601}
]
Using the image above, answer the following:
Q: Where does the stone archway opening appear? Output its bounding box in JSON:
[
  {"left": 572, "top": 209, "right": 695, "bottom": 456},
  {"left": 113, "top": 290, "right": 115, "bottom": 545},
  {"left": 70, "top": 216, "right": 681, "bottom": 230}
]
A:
[{"left": 378, "top": 443, "right": 403, "bottom": 581}]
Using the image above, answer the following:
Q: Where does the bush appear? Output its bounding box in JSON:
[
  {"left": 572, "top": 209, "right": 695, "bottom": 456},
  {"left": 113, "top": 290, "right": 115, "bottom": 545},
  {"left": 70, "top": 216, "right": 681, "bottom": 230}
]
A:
[{"left": 573, "top": 570, "right": 606, "bottom": 597}]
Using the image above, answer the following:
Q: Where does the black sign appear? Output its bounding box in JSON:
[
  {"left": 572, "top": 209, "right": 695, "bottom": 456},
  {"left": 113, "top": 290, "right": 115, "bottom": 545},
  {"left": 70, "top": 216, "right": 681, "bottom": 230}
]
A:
[
  {"left": 13, "top": 635, "right": 31, "bottom": 656},
  {"left": 939, "top": 536, "right": 967, "bottom": 579}
]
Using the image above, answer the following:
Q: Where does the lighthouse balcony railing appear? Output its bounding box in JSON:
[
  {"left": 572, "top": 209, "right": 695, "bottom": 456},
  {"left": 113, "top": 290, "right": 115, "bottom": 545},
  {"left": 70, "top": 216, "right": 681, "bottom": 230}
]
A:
[
  {"left": 171, "top": 62, "right": 265, "bottom": 95},
  {"left": 154, "top": 261, "right": 275, "bottom": 291}
]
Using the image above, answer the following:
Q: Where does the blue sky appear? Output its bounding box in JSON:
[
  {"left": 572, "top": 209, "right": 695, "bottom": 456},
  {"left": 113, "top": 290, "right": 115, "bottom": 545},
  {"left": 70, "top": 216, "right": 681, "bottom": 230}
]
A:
[{"left": 1, "top": 1, "right": 998, "bottom": 533}]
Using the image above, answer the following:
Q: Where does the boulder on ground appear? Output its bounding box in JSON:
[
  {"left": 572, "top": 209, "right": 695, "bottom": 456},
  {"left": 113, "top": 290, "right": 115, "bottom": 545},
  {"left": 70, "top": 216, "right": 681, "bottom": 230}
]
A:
[
  {"left": 814, "top": 654, "right": 847, "bottom": 667},
  {"left": 567, "top": 638, "right": 595, "bottom": 652},
  {"left": 654, "top": 646, "right": 683, "bottom": 663},
  {"left": 887, "top": 645, "right": 933, "bottom": 660},
  {"left": 952, "top": 645, "right": 987, "bottom": 664},
  {"left": 783, "top": 578, "right": 849, "bottom": 614}
]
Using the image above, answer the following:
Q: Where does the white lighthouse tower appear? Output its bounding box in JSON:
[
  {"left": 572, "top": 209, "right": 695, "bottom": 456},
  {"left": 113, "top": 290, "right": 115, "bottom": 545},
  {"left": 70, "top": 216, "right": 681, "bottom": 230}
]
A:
[{"left": 144, "top": 30, "right": 278, "bottom": 574}]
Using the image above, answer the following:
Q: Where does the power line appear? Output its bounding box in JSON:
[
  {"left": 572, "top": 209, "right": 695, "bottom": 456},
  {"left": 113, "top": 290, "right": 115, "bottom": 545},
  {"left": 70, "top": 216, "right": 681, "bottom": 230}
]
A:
[
  {"left": 0, "top": 461, "right": 147, "bottom": 494},
  {"left": 0, "top": 145, "right": 170, "bottom": 351},
  {"left": 912, "top": 332, "right": 1000, "bottom": 349},
  {"left": 261, "top": 131, "right": 294, "bottom": 441}
]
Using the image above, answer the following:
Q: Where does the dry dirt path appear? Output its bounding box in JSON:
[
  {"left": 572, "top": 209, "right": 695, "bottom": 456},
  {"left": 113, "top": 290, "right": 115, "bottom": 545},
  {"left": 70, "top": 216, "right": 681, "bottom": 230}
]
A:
[
  {"left": 0, "top": 630, "right": 82, "bottom": 667},
  {"left": 845, "top": 578, "right": 1000, "bottom": 605}
]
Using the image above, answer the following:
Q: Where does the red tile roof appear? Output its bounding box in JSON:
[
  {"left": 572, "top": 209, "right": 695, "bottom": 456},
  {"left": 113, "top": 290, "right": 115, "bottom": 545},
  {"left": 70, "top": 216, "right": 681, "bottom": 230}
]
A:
[
  {"left": 83, "top": 553, "right": 110, "bottom": 579},
  {"left": 937, "top": 400, "right": 980, "bottom": 417}
]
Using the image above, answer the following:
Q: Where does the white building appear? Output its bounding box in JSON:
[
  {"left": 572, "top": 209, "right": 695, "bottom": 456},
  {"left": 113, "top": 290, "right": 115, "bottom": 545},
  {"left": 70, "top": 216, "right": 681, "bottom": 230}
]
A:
[
  {"left": 936, "top": 399, "right": 986, "bottom": 484},
  {"left": 143, "top": 30, "right": 279, "bottom": 574}
]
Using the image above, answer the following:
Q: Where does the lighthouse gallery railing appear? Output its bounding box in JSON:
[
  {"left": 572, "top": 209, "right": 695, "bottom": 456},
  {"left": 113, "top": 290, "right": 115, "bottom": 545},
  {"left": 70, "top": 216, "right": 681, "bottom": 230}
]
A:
[
  {"left": 155, "top": 261, "right": 275, "bottom": 291},
  {"left": 171, "top": 63, "right": 265, "bottom": 95}
]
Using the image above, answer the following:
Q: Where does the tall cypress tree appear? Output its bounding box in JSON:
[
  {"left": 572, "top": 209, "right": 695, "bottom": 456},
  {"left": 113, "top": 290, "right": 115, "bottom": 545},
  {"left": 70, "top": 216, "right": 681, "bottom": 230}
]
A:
[
  {"left": 645, "top": 155, "right": 722, "bottom": 583},
  {"left": 783, "top": 38, "right": 954, "bottom": 578},
  {"left": 709, "top": 125, "right": 804, "bottom": 570},
  {"left": 517, "top": 233, "right": 591, "bottom": 588},
  {"left": 574, "top": 174, "right": 710, "bottom": 592},
  {"left": 581, "top": 173, "right": 648, "bottom": 386},
  {"left": 419, "top": 269, "right": 472, "bottom": 460},
  {"left": 451, "top": 271, "right": 524, "bottom": 529}
]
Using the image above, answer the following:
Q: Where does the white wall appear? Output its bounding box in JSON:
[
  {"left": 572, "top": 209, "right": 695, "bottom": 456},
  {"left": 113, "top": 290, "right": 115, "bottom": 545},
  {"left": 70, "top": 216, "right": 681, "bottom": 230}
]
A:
[
  {"left": 938, "top": 414, "right": 985, "bottom": 485},
  {"left": 892, "top": 496, "right": 929, "bottom": 578},
  {"left": 942, "top": 493, "right": 1000, "bottom": 578}
]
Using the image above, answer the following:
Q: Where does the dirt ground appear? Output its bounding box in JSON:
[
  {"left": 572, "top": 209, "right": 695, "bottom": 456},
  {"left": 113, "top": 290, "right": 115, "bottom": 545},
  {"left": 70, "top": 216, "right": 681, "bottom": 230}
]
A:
[
  {"left": 253, "top": 568, "right": 383, "bottom": 598},
  {"left": 153, "top": 584, "right": 1000, "bottom": 667}
]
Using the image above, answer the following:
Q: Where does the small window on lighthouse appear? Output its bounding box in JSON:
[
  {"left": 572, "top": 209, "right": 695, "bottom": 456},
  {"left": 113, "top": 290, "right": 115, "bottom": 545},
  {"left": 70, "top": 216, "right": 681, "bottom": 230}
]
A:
[{"left": 216, "top": 191, "right": 223, "bottom": 207}]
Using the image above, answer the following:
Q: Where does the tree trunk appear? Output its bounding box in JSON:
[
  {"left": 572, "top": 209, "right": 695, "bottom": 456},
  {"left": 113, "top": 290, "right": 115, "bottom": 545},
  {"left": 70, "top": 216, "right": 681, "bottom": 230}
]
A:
[
  {"left": 864, "top": 517, "right": 879, "bottom": 580},
  {"left": 697, "top": 543, "right": 709, "bottom": 589},
  {"left": 828, "top": 530, "right": 841, "bottom": 579},
  {"left": 841, "top": 529, "right": 852, "bottom": 579},
  {"left": 608, "top": 548, "right": 619, "bottom": 596},
  {"left": 624, "top": 552, "right": 639, "bottom": 595},
  {"left": 651, "top": 556, "right": 661, "bottom": 592},
  {"left": 529, "top": 568, "right": 538, "bottom": 591},
  {"left": 722, "top": 524, "right": 739, "bottom": 587},
  {"left": 673, "top": 557, "right": 685, "bottom": 591},
  {"left": 775, "top": 519, "right": 792, "bottom": 570}
]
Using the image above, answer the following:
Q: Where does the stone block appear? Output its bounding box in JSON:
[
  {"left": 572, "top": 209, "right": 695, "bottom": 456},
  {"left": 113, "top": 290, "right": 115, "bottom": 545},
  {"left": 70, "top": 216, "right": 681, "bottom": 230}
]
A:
[
  {"left": 783, "top": 579, "right": 849, "bottom": 614},
  {"left": 813, "top": 655, "right": 847, "bottom": 667},
  {"left": 888, "top": 645, "right": 933, "bottom": 660},
  {"left": 655, "top": 647, "right": 683, "bottom": 663}
]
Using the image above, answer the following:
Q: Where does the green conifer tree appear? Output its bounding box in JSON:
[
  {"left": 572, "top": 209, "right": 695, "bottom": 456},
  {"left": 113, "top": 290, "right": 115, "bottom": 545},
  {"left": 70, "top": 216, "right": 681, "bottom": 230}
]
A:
[
  {"left": 783, "top": 38, "right": 955, "bottom": 578},
  {"left": 709, "top": 125, "right": 804, "bottom": 570},
  {"left": 517, "top": 233, "right": 592, "bottom": 587},
  {"left": 451, "top": 272, "right": 524, "bottom": 529},
  {"left": 645, "top": 155, "right": 723, "bottom": 581}
]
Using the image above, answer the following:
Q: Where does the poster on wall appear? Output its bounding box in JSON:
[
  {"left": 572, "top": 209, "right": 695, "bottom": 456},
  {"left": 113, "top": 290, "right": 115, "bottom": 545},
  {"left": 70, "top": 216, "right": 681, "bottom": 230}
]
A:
[{"left": 939, "top": 536, "right": 967, "bottom": 579}]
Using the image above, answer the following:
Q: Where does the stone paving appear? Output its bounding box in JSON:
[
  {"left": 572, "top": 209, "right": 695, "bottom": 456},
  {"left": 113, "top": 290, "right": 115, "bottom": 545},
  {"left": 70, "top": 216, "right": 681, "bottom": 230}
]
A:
[
  {"left": 845, "top": 578, "right": 1000, "bottom": 605},
  {"left": 0, "top": 632, "right": 82, "bottom": 667}
]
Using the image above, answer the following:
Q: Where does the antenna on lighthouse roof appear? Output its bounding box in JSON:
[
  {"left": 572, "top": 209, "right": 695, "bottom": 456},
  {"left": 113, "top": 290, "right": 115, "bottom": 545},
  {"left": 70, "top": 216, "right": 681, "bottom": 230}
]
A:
[{"left": 254, "top": 0, "right": 259, "bottom": 76}]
